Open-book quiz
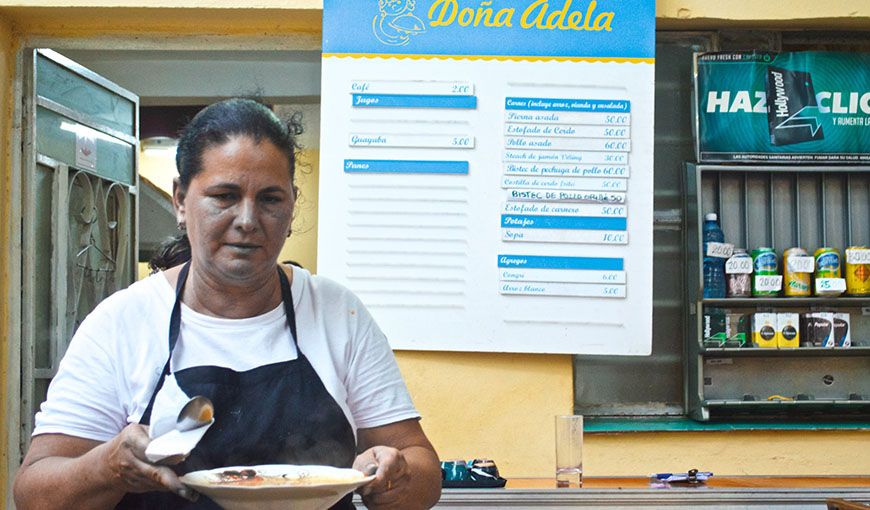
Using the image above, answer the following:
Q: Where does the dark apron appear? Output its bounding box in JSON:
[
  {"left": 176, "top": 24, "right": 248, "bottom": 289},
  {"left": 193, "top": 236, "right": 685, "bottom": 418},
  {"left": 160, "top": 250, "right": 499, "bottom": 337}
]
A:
[{"left": 116, "top": 262, "right": 357, "bottom": 509}]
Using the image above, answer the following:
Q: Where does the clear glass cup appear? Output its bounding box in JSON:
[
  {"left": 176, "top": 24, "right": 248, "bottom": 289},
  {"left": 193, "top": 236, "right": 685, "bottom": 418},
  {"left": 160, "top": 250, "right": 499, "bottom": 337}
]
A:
[{"left": 555, "top": 415, "right": 583, "bottom": 488}]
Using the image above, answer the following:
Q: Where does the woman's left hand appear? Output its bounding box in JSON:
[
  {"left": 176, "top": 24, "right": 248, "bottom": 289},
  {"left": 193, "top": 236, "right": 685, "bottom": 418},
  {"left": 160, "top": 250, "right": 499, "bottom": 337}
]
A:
[
  {"left": 353, "top": 445, "right": 408, "bottom": 504},
  {"left": 352, "top": 419, "right": 441, "bottom": 509}
]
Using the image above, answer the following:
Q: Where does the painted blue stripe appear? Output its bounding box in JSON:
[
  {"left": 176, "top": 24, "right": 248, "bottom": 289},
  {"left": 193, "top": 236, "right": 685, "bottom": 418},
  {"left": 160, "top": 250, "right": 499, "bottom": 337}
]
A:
[
  {"left": 353, "top": 94, "right": 478, "bottom": 109},
  {"left": 501, "top": 215, "right": 626, "bottom": 230},
  {"left": 498, "top": 254, "right": 623, "bottom": 271},
  {"left": 344, "top": 159, "right": 469, "bottom": 174},
  {"left": 505, "top": 97, "right": 630, "bottom": 112}
]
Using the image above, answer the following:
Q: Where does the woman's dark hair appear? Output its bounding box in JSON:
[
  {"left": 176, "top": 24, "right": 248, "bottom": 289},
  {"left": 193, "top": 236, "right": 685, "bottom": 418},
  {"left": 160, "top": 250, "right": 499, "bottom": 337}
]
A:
[{"left": 149, "top": 98, "right": 303, "bottom": 272}]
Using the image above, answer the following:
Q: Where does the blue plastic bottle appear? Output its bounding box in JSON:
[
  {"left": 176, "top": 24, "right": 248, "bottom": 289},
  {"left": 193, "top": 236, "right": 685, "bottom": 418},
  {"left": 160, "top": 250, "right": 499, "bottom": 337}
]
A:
[{"left": 702, "top": 213, "right": 726, "bottom": 298}]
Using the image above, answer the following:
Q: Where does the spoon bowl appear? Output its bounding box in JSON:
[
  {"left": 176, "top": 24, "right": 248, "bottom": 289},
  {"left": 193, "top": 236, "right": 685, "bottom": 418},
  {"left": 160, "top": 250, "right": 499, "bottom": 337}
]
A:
[{"left": 177, "top": 395, "right": 214, "bottom": 432}]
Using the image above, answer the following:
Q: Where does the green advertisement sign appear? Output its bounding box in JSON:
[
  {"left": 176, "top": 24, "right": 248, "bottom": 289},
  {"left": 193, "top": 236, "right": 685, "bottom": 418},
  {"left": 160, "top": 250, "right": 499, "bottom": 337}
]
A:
[{"left": 695, "top": 51, "right": 870, "bottom": 163}]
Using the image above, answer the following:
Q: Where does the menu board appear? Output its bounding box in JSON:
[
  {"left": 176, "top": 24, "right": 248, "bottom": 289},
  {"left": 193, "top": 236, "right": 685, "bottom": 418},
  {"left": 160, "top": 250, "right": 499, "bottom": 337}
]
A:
[{"left": 318, "top": 0, "right": 655, "bottom": 355}]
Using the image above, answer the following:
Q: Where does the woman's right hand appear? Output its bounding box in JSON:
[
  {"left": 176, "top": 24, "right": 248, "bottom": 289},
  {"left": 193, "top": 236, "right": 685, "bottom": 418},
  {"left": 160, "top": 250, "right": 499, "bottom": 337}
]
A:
[{"left": 102, "top": 424, "right": 198, "bottom": 501}]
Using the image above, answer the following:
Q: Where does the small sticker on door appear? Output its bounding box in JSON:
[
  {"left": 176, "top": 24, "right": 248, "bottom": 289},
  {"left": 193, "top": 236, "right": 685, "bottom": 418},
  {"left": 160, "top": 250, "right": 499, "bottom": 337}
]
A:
[{"left": 76, "top": 131, "right": 97, "bottom": 170}]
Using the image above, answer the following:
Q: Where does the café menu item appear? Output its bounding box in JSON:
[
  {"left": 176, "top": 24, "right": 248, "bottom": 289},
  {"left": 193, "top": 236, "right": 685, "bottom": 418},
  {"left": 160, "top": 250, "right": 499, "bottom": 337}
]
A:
[{"left": 317, "top": 0, "right": 655, "bottom": 355}]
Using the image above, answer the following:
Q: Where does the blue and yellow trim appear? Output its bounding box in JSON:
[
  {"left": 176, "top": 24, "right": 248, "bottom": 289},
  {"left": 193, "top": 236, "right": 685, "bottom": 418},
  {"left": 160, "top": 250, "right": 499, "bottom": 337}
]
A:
[{"left": 323, "top": 52, "right": 654, "bottom": 64}]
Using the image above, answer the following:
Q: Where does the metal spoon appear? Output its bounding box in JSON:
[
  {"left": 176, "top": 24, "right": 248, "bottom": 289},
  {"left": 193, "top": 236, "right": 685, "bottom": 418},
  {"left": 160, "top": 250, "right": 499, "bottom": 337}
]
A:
[
  {"left": 176, "top": 395, "right": 214, "bottom": 432},
  {"left": 145, "top": 396, "right": 215, "bottom": 464}
]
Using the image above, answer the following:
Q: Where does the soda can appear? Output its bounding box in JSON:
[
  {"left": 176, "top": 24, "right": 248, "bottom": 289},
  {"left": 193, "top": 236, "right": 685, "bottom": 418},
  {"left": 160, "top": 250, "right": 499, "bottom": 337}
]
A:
[
  {"left": 752, "top": 247, "right": 779, "bottom": 296},
  {"left": 845, "top": 246, "right": 870, "bottom": 296},
  {"left": 814, "top": 247, "right": 842, "bottom": 297},
  {"left": 783, "top": 247, "right": 811, "bottom": 297}
]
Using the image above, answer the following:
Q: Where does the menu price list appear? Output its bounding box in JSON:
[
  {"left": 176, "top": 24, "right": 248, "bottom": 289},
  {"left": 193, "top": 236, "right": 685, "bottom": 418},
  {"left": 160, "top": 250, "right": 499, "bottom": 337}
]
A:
[{"left": 499, "top": 96, "right": 631, "bottom": 298}]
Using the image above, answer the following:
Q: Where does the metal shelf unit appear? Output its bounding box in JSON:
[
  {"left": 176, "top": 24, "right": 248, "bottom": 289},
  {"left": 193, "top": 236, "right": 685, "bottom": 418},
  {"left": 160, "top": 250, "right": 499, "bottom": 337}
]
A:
[{"left": 685, "top": 163, "right": 870, "bottom": 421}]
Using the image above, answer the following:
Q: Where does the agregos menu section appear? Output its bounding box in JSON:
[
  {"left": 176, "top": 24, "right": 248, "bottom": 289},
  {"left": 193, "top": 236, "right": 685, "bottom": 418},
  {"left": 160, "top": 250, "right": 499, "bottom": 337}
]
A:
[{"left": 318, "top": 0, "right": 655, "bottom": 355}]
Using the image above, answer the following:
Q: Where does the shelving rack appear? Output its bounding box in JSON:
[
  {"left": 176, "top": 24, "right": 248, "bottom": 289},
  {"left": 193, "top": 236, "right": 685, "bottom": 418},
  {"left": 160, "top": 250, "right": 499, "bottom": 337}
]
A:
[{"left": 685, "top": 163, "right": 870, "bottom": 421}]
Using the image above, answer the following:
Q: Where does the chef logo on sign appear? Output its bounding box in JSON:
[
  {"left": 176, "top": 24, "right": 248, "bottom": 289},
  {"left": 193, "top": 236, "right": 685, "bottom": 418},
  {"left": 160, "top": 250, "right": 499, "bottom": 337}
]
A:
[
  {"left": 373, "top": 0, "right": 426, "bottom": 46},
  {"left": 765, "top": 66, "right": 825, "bottom": 146}
]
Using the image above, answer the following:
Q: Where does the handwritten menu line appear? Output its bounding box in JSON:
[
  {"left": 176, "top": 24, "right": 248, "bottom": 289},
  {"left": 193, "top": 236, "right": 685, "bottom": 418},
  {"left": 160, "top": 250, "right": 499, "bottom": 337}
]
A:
[
  {"left": 501, "top": 176, "right": 627, "bottom": 192},
  {"left": 504, "top": 150, "right": 628, "bottom": 164},
  {"left": 350, "top": 133, "right": 476, "bottom": 149},
  {"left": 503, "top": 162, "right": 629, "bottom": 177}
]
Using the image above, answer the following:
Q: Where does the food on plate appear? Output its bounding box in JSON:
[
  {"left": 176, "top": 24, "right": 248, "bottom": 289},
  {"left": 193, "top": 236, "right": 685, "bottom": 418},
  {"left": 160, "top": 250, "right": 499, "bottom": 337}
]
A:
[{"left": 211, "top": 468, "right": 360, "bottom": 487}]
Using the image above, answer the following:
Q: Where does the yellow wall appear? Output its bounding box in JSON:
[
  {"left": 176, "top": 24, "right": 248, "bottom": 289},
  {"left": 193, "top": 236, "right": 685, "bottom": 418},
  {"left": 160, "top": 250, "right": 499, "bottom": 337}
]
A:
[
  {"left": 0, "top": 10, "right": 15, "bottom": 507},
  {"left": 2, "top": 2, "right": 870, "bottom": 498}
]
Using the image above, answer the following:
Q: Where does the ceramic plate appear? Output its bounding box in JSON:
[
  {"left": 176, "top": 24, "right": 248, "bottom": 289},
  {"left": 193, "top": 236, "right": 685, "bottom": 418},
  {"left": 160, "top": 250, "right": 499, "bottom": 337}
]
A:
[{"left": 180, "top": 465, "right": 374, "bottom": 510}]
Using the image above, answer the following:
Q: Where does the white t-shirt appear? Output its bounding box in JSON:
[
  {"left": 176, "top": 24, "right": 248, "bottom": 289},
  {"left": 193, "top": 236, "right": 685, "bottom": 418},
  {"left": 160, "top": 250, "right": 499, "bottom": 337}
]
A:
[{"left": 33, "top": 266, "right": 419, "bottom": 442}]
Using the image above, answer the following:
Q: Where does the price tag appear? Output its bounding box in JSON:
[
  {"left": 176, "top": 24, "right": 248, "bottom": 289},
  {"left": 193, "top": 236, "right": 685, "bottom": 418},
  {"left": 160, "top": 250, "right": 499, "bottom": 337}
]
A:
[
  {"left": 787, "top": 256, "right": 815, "bottom": 273},
  {"left": 725, "top": 257, "right": 753, "bottom": 274},
  {"left": 754, "top": 275, "right": 782, "bottom": 292},
  {"left": 706, "top": 242, "right": 734, "bottom": 259},
  {"left": 816, "top": 278, "right": 847, "bottom": 293},
  {"left": 846, "top": 249, "right": 870, "bottom": 265}
]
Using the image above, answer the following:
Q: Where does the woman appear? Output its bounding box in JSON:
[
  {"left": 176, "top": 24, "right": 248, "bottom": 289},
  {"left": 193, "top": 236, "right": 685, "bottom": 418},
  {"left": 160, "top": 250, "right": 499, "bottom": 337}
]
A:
[{"left": 13, "top": 99, "right": 442, "bottom": 509}]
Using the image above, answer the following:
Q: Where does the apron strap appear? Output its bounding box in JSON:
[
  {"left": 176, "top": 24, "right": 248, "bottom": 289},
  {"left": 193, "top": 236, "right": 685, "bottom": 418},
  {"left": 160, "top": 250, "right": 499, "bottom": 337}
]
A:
[
  {"left": 141, "top": 260, "right": 191, "bottom": 424},
  {"left": 277, "top": 265, "right": 299, "bottom": 349}
]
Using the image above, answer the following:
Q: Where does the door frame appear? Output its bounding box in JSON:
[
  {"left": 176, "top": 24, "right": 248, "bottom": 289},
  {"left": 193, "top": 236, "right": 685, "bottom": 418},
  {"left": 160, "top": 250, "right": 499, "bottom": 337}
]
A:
[{"left": 5, "top": 31, "right": 321, "bottom": 506}]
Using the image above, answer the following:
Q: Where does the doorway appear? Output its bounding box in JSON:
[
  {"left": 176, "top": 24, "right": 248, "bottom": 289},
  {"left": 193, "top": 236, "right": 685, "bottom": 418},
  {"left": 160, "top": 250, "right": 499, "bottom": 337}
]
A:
[{"left": 12, "top": 45, "right": 326, "bottom": 476}]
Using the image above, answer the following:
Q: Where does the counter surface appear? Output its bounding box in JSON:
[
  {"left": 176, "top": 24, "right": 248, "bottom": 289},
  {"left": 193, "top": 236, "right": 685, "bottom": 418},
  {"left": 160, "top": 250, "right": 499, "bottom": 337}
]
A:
[
  {"left": 356, "top": 476, "right": 870, "bottom": 509},
  {"left": 506, "top": 475, "right": 870, "bottom": 489}
]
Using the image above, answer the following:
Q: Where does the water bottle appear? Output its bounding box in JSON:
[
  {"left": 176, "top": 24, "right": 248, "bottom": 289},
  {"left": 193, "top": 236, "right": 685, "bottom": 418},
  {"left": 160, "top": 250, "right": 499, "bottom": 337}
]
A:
[{"left": 702, "top": 213, "right": 726, "bottom": 298}]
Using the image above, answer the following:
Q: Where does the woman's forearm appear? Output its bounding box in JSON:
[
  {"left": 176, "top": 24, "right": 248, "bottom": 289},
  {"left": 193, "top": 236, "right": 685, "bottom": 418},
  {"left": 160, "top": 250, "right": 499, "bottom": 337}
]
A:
[
  {"left": 398, "top": 444, "right": 442, "bottom": 510},
  {"left": 14, "top": 441, "right": 127, "bottom": 510}
]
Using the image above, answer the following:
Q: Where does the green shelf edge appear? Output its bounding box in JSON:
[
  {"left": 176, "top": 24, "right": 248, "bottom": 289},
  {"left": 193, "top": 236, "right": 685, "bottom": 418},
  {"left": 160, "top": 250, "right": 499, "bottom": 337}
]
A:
[{"left": 584, "top": 417, "right": 870, "bottom": 433}]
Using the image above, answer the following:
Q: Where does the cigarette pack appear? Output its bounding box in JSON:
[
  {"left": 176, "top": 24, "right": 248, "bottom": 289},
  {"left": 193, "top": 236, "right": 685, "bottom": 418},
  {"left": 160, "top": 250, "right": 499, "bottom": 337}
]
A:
[
  {"left": 800, "top": 312, "right": 836, "bottom": 347},
  {"left": 799, "top": 313, "right": 815, "bottom": 347},
  {"left": 776, "top": 313, "right": 800, "bottom": 348},
  {"left": 833, "top": 312, "right": 851, "bottom": 348},
  {"left": 751, "top": 313, "right": 778, "bottom": 348},
  {"left": 703, "top": 312, "right": 728, "bottom": 347},
  {"left": 726, "top": 313, "right": 750, "bottom": 348}
]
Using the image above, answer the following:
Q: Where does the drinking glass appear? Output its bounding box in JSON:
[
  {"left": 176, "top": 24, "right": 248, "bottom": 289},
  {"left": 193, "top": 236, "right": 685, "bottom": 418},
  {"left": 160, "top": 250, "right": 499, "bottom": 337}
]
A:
[{"left": 555, "top": 415, "right": 583, "bottom": 488}]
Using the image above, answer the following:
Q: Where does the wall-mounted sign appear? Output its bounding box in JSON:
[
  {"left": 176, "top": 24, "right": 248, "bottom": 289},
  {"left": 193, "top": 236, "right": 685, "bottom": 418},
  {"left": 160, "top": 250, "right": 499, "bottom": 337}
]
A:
[
  {"left": 318, "top": 0, "right": 655, "bottom": 355},
  {"left": 695, "top": 51, "right": 870, "bottom": 163}
]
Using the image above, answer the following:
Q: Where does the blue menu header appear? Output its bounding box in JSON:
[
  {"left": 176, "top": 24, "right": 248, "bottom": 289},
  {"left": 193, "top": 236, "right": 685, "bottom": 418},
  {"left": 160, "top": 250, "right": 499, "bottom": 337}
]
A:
[
  {"left": 498, "top": 254, "right": 623, "bottom": 270},
  {"left": 323, "top": 0, "right": 655, "bottom": 60}
]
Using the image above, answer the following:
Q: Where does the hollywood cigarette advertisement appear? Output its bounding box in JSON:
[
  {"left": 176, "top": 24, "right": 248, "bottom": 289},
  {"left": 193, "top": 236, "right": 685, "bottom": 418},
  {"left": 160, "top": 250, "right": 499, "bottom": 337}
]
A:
[{"left": 694, "top": 51, "right": 870, "bottom": 163}]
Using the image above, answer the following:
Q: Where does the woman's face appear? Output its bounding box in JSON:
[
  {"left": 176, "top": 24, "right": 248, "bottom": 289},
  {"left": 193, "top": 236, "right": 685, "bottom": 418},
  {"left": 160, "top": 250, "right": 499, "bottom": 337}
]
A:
[{"left": 174, "top": 135, "right": 295, "bottom": 283}]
